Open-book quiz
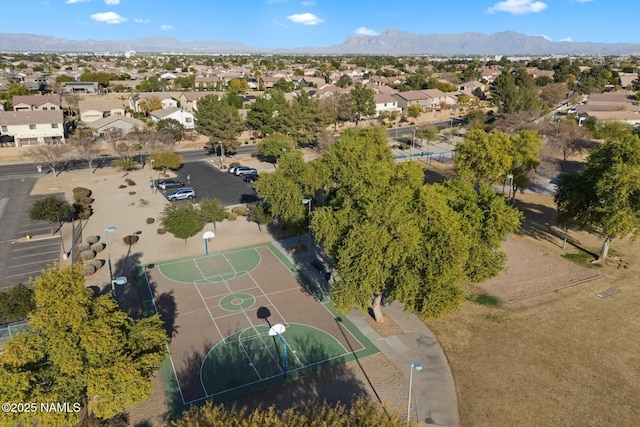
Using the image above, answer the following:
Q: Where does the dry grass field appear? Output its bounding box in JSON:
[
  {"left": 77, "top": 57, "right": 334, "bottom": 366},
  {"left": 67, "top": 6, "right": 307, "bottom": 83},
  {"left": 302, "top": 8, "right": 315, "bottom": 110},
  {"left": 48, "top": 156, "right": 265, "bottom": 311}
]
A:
[{"left": 426, "top": 191, "right": 640, "bottom": 427}]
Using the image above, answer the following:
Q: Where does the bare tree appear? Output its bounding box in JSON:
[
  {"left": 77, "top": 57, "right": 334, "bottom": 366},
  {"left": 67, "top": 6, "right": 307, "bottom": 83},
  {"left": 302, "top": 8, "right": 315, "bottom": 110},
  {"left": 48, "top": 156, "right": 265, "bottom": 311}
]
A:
[
  {"left": 492, "top": 110, "right": 541, "bottom": 135},
  {"left": 29, "top": 144, "right": 67, "bottom": 177},
  {"left": 539, "top": 118, "right": 592, "bottom": 169},
  {"left": 69, "top": 126, "right": 101, "bottom": 173}
]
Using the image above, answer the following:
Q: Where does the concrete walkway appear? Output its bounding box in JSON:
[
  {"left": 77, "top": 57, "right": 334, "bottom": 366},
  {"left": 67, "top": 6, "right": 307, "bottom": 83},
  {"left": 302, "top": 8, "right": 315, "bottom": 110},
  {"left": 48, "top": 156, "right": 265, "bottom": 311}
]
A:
[{"left": 272, "top": 235, "right": 459, "bottom": 427}]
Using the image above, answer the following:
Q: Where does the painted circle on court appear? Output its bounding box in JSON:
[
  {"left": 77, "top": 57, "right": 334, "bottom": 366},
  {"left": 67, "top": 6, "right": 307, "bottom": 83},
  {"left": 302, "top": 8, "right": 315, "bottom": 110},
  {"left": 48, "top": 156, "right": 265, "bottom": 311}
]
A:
[{"left": 219, "top": 293, "right": 255, "bottom": 311}]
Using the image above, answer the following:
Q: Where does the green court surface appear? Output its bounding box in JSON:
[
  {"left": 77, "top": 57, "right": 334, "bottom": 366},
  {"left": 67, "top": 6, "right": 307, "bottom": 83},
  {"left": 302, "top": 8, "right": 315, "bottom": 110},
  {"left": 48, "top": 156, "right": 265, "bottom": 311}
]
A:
[{"left": 137, "top": 242, "right": 379, "bottom": 413}]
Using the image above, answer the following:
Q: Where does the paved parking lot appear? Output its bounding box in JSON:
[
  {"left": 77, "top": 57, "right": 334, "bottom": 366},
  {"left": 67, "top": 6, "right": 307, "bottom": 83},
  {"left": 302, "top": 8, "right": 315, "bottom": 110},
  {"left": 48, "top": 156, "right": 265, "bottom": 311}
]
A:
[
  {"left": 0, "top": 177, "right": 62, "bottom": 289},
  {"left": 157, "top": 160, "right": 259, "bottom": 206}
]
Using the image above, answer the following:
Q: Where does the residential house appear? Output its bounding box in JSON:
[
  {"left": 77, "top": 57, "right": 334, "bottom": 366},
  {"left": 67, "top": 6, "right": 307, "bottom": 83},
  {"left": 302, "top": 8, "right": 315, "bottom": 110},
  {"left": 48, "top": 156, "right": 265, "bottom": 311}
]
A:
[
  {"left": 178, "top": 91, "right": 221, "bottom": 112},
  {"left": 479, "top": 65, "right": 502, "bottom": 83},
  {"left": 88, "top": 115, "right": 146, "bottom": 139},
  {"left": 392, "top": 90, "right": 430, "bottom": 112},
  {"left": 149, "top": 107, "right": 195, "bottom": 129},
  {"left": 195, "top": 76, "right": 221, "bottom": 91},
  {"left": 374, "top": 93, "right": 401, "bottom": 117},
  {"left": 421, "top": 89, "right": 457, "bottom": 110},
  {"left": 259, "top": 76, "right": 286, "bottom": 90},
  {"left": 576, "top": 90, "right": 640, "bottom": 125},
  {"left": 0, "top": 110, "right": 65, "bottom": 146},
  {"left": 78, "top": 99, "right": 127, "bottom": 123},
  {"left": 618, "top": 72, "right": 637, "bottom": 89},
  {"left": 12, "top": 94, "right": 62, "bottom": 112},
  {"left": 61, "top": 81, "right": 101, "bottom": 94},
  {"left": 128, "top": 93, "right": 178, "bottom": 113}
]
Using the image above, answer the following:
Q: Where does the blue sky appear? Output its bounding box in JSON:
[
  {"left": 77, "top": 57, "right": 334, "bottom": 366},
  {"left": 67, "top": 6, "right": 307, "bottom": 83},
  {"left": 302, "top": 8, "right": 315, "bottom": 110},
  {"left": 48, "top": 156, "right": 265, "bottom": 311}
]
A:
[{"left": 0, "top": 0, "right": 638, "bottom": 47}]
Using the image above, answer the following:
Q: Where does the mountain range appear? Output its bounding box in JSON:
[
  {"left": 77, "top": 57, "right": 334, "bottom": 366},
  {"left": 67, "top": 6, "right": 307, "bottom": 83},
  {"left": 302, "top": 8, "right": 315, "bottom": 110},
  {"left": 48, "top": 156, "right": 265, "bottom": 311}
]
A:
[{"left": 1, "top": 29, "right": 639, "bottom": 56}]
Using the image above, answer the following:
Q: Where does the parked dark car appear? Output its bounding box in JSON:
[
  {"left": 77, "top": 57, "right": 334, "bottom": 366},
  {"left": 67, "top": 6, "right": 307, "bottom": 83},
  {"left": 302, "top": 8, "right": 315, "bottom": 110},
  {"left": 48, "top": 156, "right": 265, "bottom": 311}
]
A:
[
  {"left": 151, "top": 179, "right": 184, "bottom": 189},
  {"left": 243, "top": 172, "right": 259, "bottom": 182}
]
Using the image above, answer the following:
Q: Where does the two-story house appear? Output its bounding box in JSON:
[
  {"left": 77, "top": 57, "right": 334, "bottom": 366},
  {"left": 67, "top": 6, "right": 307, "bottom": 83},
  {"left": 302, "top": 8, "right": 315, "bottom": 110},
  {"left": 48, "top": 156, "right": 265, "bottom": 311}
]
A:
[
  {"left": 12, "top": 94, "right": 62, "bottom": 112},
  {"left": 0, "top": 110, "right": 65, "bottom": 147},
  {"left": 149, "top": 107, "right": 195, "bottom": 129}
]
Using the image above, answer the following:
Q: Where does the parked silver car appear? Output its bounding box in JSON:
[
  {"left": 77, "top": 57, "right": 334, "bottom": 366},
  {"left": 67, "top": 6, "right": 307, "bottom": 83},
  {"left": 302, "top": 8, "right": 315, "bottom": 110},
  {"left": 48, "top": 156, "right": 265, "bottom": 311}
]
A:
[{"left": 166, "top": 187, "right": 196, "bottom": 201}]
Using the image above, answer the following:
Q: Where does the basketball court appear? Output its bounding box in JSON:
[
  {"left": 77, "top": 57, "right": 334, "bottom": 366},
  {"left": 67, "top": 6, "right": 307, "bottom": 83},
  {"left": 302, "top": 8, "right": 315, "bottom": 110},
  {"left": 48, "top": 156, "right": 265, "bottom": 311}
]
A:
[{"left": 136, "top": 242, "right": 378, "bottom": 413}]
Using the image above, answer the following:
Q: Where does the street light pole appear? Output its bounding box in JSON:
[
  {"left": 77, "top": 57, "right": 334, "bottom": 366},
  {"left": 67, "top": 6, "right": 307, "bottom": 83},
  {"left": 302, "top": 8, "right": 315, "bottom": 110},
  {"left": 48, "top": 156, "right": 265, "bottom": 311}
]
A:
[
  {"left": 150, "top": 159, "right": 156, "bottom": 192},
  {"left": 411, "top": 126, "right": 418, "bottom": 160},
  {"left": 407, "top": 363, "right": 423, "bottom": 425},
  {"left": 218, "top": 141, "right": 224, "bottom": 168},
  {"left": 301, "top": 198, "right": 312, "bottom": 262},
  {"left": 104, "top": 226, "right": 116, "bottom": 295}
]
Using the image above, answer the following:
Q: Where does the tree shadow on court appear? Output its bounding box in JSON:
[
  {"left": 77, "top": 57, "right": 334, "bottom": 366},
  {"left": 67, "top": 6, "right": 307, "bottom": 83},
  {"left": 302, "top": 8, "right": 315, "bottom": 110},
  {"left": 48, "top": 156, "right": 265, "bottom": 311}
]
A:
[{"left": 142, "top": 269, "right": 178, "bottom": 339}]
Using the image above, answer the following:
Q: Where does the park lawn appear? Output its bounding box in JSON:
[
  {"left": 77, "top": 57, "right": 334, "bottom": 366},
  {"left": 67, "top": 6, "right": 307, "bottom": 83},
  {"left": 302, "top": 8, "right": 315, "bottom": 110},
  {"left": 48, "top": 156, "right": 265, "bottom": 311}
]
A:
[{"left": 426, "top": 191, "right": 640, "bottom": 426}]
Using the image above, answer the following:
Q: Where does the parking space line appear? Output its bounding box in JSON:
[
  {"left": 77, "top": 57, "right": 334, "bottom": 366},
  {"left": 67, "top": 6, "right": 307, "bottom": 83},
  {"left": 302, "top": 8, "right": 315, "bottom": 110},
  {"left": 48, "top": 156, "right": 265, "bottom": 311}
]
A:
[
  {"left": 12, "top": 242, "right": 60, "bottom": 251},
  {"left": 3, "top": 269, "right": 44, "bottom": 279},
  {"left": 9, "top": 258, "right": 59, "bottom": 268},
  {"left": 12, "top": 250, "right": 60, "bottom": 259}
]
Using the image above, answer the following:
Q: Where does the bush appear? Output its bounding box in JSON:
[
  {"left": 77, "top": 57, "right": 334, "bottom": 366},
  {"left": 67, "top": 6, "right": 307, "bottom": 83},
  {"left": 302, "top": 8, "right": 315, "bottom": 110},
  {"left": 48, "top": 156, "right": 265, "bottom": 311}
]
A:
[
  {"left": 226, "top": 212, "right": 238, "bottom": 221},
  {"left": 90, "top": 259, "right": 104, "bottom": 270},
  {"left": 231, "top": 205, "right": 248, "bottom": 216},
  {"left": 80, "top": 250, "right": 96, "bottom": 261},
  {"left": 138, "top": 199, "right": 149, "bottom": 207},
  {"left": 79, "top": 197, "right": 93, "bottom": 205},
  {"left": 90, "top": 243, "right": 104, "bottom": 253},
  {"left": 229, "top": 161, "right": 240, "bottom": 168},
  {"left": 83, "top": 264, "right": 97, "bottom": 276},
  {"left": 86, "top": 235, "right": 100, "bottom": 244},
  {"left": 118, "top": 184, "right": 127, "bottom": 189},
  {"left": 129, "top": 191, "right": 136, "bottom": 195},
  {"left": 77, "top": 242, "right": 91, "bottom": 252},
  {"left": 157, "top": 228, "right": 166, "bottom": 234},
  {"left": 0, "top": 284, "right": 35, "bottom": 324},
  {"left": 72, "top": 187, "right": 92, "bottom": 202},
  {"left": 125, "top": 179, "right": 136, "bottom": 186},
  {"left": 113, "top": 159, "right": 139, "bottom": 171},
  {"left": 73, "top": 202, "right": 92, "bottom": 220},
  {"left": 146, "top": 217, "right": 155, "bottom": 224}
]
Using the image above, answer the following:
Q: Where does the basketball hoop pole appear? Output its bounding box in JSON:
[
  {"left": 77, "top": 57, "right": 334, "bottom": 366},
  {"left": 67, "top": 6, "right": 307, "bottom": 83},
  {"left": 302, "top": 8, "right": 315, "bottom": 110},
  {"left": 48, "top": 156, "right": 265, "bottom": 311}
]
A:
[{"left": 269, "top": 323, "right": 287, "bottom": 378}]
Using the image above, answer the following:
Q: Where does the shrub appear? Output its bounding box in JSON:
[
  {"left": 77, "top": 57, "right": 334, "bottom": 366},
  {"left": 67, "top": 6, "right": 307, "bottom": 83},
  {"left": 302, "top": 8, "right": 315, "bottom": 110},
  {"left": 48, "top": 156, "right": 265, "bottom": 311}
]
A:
[
  {"left": 73, "top": 203, "right": 92, "bottom": 220},
  {"left": 146, "top": 217, "right": 155, "bottom": 224},
  {"left": 125, "top": 179, "right": 136, "bottom": 186},
  {"left": 231, "top": 205, "right": 248, "bottom": 216},
  {"left": 83, "top": 264, "right": 96, "bottom": 276},
  {"left": 157, "top": 228, "right": 166, "bottom": 234},
  {"left": 77, "top": 242, "right": 91, "bottom": 252},
  {"left": 113, "top": 159, "right": 139, "bottom": 171},
  {"left": 138, "top": 199, "right": 149, "bottom": 207},
  {"left": 229, "top": 161, "right": 240, "bottom": 168},
  {"left": 129, "top": 191, "right": 136, "bottom": 195},
  {"left": 90, "top": 259, "right": 104, "bottom": 270},
  {"left": 226, "top": 212, "right": 238, "bottom": 221},
  {"left": 119, "top": 184, "right": 127, "bottom": 189},
  {"left": 72, "top": 187, "right": 92, "bottom": 202},
  {"left": 80, "top": 197, "right": 94, "bottom": 205},
  {"left": 90, "top": 243, "right": 104, "bottom": 253},
  {"left": 80, "top": 250, "right": 96, "bottom": 261},
  {"left": 86, "top": 235, "right": 100, "bottom": 244}
]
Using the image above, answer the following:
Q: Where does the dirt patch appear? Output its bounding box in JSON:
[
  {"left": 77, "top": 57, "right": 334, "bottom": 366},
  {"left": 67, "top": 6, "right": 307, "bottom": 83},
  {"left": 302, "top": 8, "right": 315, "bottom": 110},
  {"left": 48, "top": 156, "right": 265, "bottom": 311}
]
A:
[{"left": 364, "top": 315, "right": 404, "bottom": 339}]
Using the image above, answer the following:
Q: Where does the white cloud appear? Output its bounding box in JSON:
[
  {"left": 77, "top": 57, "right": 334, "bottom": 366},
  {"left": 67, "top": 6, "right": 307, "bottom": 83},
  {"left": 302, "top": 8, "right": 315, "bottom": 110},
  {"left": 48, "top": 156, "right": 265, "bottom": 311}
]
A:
[
  {"left": 134, "top": 18, "right": 149, "bottom": 23},
  {"left": 486, "top": 0, "right": 548, "bottom": 14},
  {"left": 105, "top": 0, "right": 120, "bottom": 4},
  {"left": 287, "top": 12, "right": 323, "bottom": 25},
  {"left": 90, "top": 11, "right": 128, "bottom": 24},
  {"left": 561, "top": 37, "right": 573, "bottom": 42},
  {"left": 536, "top": 34, "right": 551, "bottom": 40},
  {"left": 65, "top": 0, "right": 89, "bottom": 3},
  {"left": 355, "top": 27, "right": 379, "bottom": 36},
  {"left": 160, "top": 24, "right": 173, "bottom": 31},
  {"left": 301, "top": 0, "right": 316, "bottom": 5}
]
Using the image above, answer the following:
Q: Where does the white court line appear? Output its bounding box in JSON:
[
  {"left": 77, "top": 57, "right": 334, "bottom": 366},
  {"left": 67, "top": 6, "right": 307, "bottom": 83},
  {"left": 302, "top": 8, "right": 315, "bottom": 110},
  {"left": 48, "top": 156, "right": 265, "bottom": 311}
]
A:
[
  {"left": 142, "top": 268, "right": 188, "bottom": 406},
  {"left": 238, "top": 339, "right": 262, "bottom": 380},
  {"left": 246, "top": 270, "right": 289, "bottom": 327}
]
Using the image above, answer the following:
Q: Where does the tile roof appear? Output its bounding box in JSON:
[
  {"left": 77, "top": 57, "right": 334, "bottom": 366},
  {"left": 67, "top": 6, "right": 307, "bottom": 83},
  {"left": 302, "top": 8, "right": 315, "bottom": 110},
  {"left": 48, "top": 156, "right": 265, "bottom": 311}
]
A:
[{"left": 0, "top": 110, "right": 64, "bottom": 125}]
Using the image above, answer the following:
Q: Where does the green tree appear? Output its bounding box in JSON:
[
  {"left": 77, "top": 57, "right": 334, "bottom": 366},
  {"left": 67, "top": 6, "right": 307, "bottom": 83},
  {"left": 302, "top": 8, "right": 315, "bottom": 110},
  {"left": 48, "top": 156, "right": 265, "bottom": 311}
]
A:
[
  {"left": 256, "top": 132, "right": 296, "bottom": 164},
  {"left": 555, "top": 135, "right": 640, "bottom": 260},
  {"left": 2, "top": 82, "right": 29, "bottom": 109},
  {"left": 224, "top": 91, "right": 243, "bottom": 109},
  {"left": 490, "top": 68, "right": 543, "bottom": 115},
  {"left": 508, "top": 129, "right": 542, "bottom": 201},
  {"left": 0, "top": 265, "right": 168, "bottom": 426},
  {"left": 193, "top": 94, "right": 244, "bottom": 153},
  {"left": 271, "top": 78, "right": 295, "bottom": 92},
  {"left": 161, "top": 203, "right": 206, "bottom": 244},
  {"left": 148, "top": 150, "right": 183, "bottom": 177},
  {"left": 28, "top": 195, "right": 73, "bottom": 231},
  {"left": 350, "top": 83, "right": 376, "bottom": 124},
  {"left": 227, "top": 78, "right": 249, "bottom": 93},
  {"left": 173, "top": 396, "right": 408, "bottom": 427},
  {"left": 455, "top": 129, "right": 512, "bottom": 185},
  {"left": 0, "top": 284, "right": 35, "bottom": 324},
  {"left": 246, "top": 96, "right": 278, "bottom": 137},
  {"left": 247, "top": 201, "right": 273, "bottom": 232},
  {"left": 155, "top": 118, "right": 184, "bottom": 142},
  {"left": 439, "top": 180, "right": 521, "bottom": 282},
  {"left": 407, "top": 104, "right": 421, "bottom": 119},
  {"left": 198, "top": 198, "right": 227, "bottom": 230}
]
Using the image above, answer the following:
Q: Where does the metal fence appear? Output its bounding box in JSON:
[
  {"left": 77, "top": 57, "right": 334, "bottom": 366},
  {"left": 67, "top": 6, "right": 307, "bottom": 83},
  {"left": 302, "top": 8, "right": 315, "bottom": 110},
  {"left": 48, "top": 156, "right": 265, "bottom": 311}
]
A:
[{"left": 0, "top": 320, "right": 29, "bottom": 352}]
